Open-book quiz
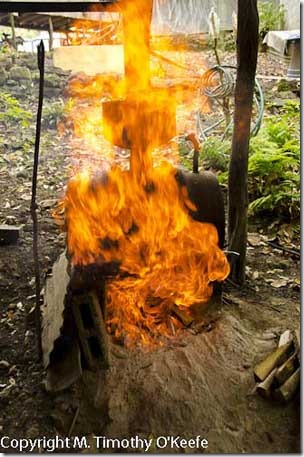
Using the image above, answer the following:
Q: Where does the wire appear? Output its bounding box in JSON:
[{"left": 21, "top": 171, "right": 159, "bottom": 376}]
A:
[{"left": 197, "top": 65, "right": 264, "bottom": 141}]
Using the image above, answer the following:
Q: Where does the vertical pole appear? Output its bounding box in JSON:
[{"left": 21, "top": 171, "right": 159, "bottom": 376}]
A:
[
  {"left": 48, "top": 16, "right": 54, "bottom": 51},
  {"left": 31, "top": 41, "right": 45, "bottom": 361},
  {"left": 10, "top": 13, "right": 16, "bottom": 50},
  {"left": 228, "top": 0, "right": 259, "bottom": 284}
]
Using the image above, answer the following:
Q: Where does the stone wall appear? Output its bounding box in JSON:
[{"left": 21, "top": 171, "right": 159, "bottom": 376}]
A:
[{"left": 0, "top": 52, "right": 71, "bottom": 99}]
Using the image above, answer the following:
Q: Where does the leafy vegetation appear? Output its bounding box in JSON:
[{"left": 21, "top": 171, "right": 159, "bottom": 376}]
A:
[
  {"left": 179, "top": 100, "right": 300, "bottom": 222},
  {"left": 0, "top": 91, "right": 32, "bottom": 127},
  {"left": 42, "top": 100, "right": 65, "bottom": 129},
  {"left": 201, "top": 137, "right": 230, "bottom": 171},
  {"left": 258, "top": 1, "right": 286, "bottom": 42},
  {"left": 248, "top": 100, "right": 299, "bottom": 220}
]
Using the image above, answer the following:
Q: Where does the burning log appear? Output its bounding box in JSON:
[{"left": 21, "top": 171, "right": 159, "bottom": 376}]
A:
[
  {"left": 172, "top": 305, "right": 194, "bottom": 327},
  {"left": 72, "top": 291, "right": 109, "bottom": 371}
]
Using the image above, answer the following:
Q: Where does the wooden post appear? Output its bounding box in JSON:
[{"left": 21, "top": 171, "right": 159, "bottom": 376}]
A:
[
  {"left": 9, "top": 13, "right": 16, "bottom": 50},
  {"left": 48, "top": 16, "right": 54, "bottom": 51},
  {"left": 228, "top": 0, "right": 259, "bottom": 284}
]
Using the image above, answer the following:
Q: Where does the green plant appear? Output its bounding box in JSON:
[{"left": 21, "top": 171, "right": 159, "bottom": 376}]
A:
[
  {"left": 248, "top": 100, "right": 300, "bottom": 220},
  {"left": 0, "top": 91, "right": 32, "bottom": 127},
  {"left": 42, "top": 99, "right": 65, "bottom": 129},
  {"left": 258, "top": 1, "right": 286, "bottom": 42},
  {"left": 201, "top": 137, "right": 230, "bottom": 171},
  {"left": 180, "top": 100, "right": 299, "bottom": 222}
]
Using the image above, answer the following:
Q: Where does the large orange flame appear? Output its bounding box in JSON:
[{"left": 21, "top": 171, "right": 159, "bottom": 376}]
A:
[{"left": 60, "top": 0, "right": 230, "bottom": 347}]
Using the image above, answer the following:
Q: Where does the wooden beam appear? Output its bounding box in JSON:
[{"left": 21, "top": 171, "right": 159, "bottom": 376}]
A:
[
  {"left": 228, "top": 0, "right": 259, "bottom": 284},
  {"left": 0, "top": 2, "right": 118, "bottom": 13},
  {"left": 48, "top": 16, "right": 54, "bottom": 51}
]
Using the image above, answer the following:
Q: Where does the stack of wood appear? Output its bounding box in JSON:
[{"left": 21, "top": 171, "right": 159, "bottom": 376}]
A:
[{"left": 253, "top": 329, "right": 300, "bottom": 402}]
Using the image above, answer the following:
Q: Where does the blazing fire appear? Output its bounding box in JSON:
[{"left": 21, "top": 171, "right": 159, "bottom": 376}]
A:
[{"left": 59, "top": 0, "right": 230, "bottom": 347}]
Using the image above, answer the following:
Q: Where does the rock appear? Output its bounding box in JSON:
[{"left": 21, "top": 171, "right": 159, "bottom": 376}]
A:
[
  {"left": 277, "top": 79, "right": 299, "bottom": 93},
  {"left": 24, "top": 58, "right": 38, "bottom": 71},
  {"left": 19, "top": 79, "right": 32, "bottom": 88},
  {"left": 0, "top": 67, "right": 7, "bottom": 85},
  {"left": 6, "top": 79, "right": 18, "bottom": 87},
  {"left": 31, "top": 71, "right": 40, "bottom": 82},
  {"left": 17, "top": 53, "right": 38, "bottom": 70},
  {"left": 9, "top": 66, "right": 32, "bottom": 81},
  {"left": 8, "top": 303, "right": 17, "bottom": 310},
  {"left": 44, "top": 87, "right": 62, "bottom": 98},
  {"left": 44, "top": 73, "right": 62, "bottom": 88},
  {"left": 0, "top": 55, "right": 12, "bottom": 71}
]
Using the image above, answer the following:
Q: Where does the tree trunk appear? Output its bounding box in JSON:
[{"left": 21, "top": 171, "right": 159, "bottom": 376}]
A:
[{"left": 228, "top": 0, "right": 259, "bottom": 284}]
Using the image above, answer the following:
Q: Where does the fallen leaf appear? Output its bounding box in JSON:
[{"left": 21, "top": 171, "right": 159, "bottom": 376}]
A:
[{"left": 270, "top": 278, "right": 288, "bottom": 288}]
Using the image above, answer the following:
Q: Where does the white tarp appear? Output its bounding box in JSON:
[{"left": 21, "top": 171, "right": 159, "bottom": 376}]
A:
[{"left": 151, "top": 0, "right": 237, "bottom": 35}]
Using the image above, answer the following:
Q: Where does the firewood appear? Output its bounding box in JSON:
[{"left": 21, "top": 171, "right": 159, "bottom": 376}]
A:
[
  {"left": 278, "top": 329, "right": 292, "bottom": 347},
  {"left": 253, "top": 341, "right": 294, "bottom": 382},
  {"left": 294, "top": 328, "right": 300, "bottom": 363},
  {"left": 274, "top": 367, "right": 300, "bottom": 403},
  {"left": 0, "top": 224, "right": 22, "bottom": 245},
  {"left": 173, "top": 305, "right": 194, "bottom": 326},
  {"left": 256, "top": 368, "right": 278, "bottom": 398},
  {"left": 274, "top": 353, "right": 299, "bottom": 386}
]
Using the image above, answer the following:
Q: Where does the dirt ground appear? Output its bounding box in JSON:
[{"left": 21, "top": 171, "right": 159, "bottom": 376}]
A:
[{"left": 0, "top": 50, "right": 300, "bottom": 453}]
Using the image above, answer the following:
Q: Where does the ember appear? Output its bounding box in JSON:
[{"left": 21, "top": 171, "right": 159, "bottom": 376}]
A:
[{"left": 60, "top": 0, "right": 230, "bottom": 347}]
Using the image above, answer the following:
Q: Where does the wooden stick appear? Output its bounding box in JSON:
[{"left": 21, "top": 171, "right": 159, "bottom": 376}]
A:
[
  {"left": 294, "top": 328, "right": 300, "bottom": 363},
  {"left": 30, "top": 40, "right": 45, "bottom": 361},
  {"left": 278, "top": 329, "right": 292, "bottom": 347},
  {"left": 256, "top": 368, "right": 277, "bottom": 398},
  {"left": 253, "top": 341, "right": 293, "bottom": 382},
  {"left": 266, "top": 241, "right": 300, "bottom": 258},
  {"left": 68, "top": 406, "right": 80, "bottom": 437},
  {"left": 274, "top": 353, "right": 299, "bottom": 386},
  {"left": 274, "top": 367, "right": 300, "bottom": 402}
]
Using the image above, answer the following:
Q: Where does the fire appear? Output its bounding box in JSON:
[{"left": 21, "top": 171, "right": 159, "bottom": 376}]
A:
[{"left": 59, "top": 0, "right": 230, "bottom": 347}]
